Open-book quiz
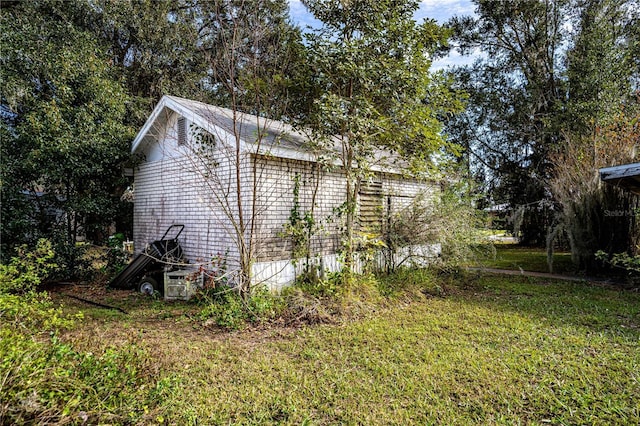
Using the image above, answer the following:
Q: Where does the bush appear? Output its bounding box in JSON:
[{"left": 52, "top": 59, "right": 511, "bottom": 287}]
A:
[
  {"left": 294, "top": 270, "right": 341, "bottom": 298},
  {"left": 0, "top": 289, "right": 169, "bottom": 424},
  {"left": 245, "top": 286, "right": 284, "bottom": 323},
  {"left": 52, "top": 237, "right": 96, "bottom": 281},
  {"left": 283, "top": 272, "right": 392, "bottom": 324},
  {"left": 385, "top": 181, "right": 494, "bottom": 273},
  {"left": 0, "top": 291, "right": 77, "bottom": 332},
  {"left": 595, "top": 250, "right": 640, "bottom": 287},
  {"left": 0, "top": 330, "right": 165, "bottom": 424},
  {"left": 0, "top": 239, "right": 57, "bottom": 294},
  {"left": 198, "top": 289, "right": 247, "bottom": 329},
  {"left": 103, "top": 233, "right": 130, "bottom": 276},
  {"left": 0, "top": 242, "right": 170, "bottom": 424},
  {"left": 198, "top": 285, "right": 284, "bottom": 330}
]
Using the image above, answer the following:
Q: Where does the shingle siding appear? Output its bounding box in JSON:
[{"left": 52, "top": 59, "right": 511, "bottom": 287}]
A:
[
  {"left": 250, "top": 156, "right": 436, "bottom": 263},
  {"left": 133, "top": 97, "right": 438, "bottom": 287},
  {"left": 133, "top": 115, "right": 249, "bottom": 270},
  {"left": 251, "top": 155, "right": 345, "bottom": 262},
  {"left": 133, "top": 156, "right": 239, "bottom": 267}
]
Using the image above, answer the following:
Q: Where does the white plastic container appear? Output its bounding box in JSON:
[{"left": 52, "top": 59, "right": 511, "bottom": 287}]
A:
[{"left": 164, "top": 269, "right": 203, "bottom": 301}]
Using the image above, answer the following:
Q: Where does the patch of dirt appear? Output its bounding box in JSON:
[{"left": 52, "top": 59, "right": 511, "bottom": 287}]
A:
[
  {"left": 46, "top": 281, "right": 137, "bottom": 306},
  {"left": 46, "top": 282, "right": 303, "bottom": 369}
]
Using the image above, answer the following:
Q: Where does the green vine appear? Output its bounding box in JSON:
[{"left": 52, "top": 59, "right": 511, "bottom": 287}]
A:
[{"left": 280, "top": 173, "right": 316, "bottom": 265}]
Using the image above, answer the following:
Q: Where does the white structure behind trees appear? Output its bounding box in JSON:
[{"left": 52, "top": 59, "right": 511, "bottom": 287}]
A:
[{"left": 131, "top": 96, "right": 436, "bottom": 291}]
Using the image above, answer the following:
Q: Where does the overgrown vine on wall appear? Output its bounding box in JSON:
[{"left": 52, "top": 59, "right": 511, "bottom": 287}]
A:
[{"left": 280, "top": 173, "right": 318, "bottom": 273}]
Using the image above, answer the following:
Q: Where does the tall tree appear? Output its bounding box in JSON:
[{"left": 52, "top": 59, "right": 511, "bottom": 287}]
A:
[
  {"left": 565, "top": 0, "right": 637, "bottom": 135},
  {"left": 301, "top": 0, "right": 463, "bottom": 275},
  {"left": 87, "top": 0, "right": 208, "bottom": 126},
  {"left": 550, "top": 0, "right": 639, "bottom": 269},
  {"left": 447, "top": 0, "right": 569, "bottom": 245},
  {"left": 195, "top": 0, "right": 310, "bottom": 118},
  {"left": 177, "top": 0, "right": 308, "bottom": 295},
  {"left": 0, "top": 0, "right": 133, "bottom": 272},
  {"left": 447, "top": 0, "right": 639, "bottom": 267}
]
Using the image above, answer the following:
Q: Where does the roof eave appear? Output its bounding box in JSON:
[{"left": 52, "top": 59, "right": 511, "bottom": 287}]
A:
[{"left": 599, "top": 162, "right": 640, "bottom": 195}]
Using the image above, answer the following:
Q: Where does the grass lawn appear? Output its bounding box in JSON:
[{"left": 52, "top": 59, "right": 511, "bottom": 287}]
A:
[
  {"left": 45, "top": 272, "right": 640, "bottom": 425},
  {"left": 478, "top": 244, "right": 575, "bottom": 275}
]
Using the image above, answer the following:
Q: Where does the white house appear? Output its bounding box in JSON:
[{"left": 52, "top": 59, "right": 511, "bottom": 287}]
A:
[{"left": 131, "top": 95, "right": 437, "bottom": 291}]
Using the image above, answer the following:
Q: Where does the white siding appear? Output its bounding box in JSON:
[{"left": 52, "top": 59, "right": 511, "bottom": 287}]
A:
[
  {"left": 133, "top": 108, "right": 438, "bottom": 290},
  {"left": 133, "top": 113, "right": 249, "bottom": 271},
  {"left": 133, "top": 156, "right": 238, "bottom": 266},
  {"left": 250, "top": 156, "right": 437, "bottom": 262},
  {"left": 251, "top": 155, "right": 346, "bottom": 262}
]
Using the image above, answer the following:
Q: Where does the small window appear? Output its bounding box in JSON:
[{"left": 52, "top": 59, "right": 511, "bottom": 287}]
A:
[{"left": 177, "top": 117, "right": 187, "bottom": 146}]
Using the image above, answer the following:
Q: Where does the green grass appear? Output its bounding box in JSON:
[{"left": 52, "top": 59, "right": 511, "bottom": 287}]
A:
[
  {"left": 479, "top": 244, "right": 575, "bottom": 274},
  {"left": 151, "top": 274, "right": 639, "bottom": 425},
  {"left": 4, "top": 272, "right": 639, "bottom": 424}
]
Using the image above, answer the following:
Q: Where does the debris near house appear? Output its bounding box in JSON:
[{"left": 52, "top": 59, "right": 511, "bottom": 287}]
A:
[{"left": 108, "top": 224, "right": 202, "bottom": 300}]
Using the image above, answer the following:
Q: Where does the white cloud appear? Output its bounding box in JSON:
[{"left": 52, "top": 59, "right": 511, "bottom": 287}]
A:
[
  {"left": 288, "top": 0, "right": 322, "bottom": 31},
  {"left": 417, "top": 0, "right": 477, "bottom": 23}
]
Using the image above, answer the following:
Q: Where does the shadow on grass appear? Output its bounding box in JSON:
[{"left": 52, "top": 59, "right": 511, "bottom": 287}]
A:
[
  {"left": 443, "top": 270, "right": 640, "bottom": 336},
  {"left": 475, "top": 244, "right": 576, "bottom": 274}
]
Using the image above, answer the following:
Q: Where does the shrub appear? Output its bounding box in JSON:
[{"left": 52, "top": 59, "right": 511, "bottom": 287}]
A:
[
  {"left": 0, "top": 291, "right": 77, "bottom": 332},
  {"left": 103, "top": 233, "right": 130, "bottom": 276},
  {"left": 199, "top": 289, "right": 247, "bottom": 329},
  {"left": 0, "top": 241, "right": 169, "bottom": 424},
  {"left": 549, "top": 112, "right": 640, "bottom": 272},
  {"left": 245, "top": 286, "right": 284, "bottom": 323},
  {"left": 294, "top": 270, "right": 341, "bottom": 298},
  {"left": 0, "top": 330, "right": 164, "bottom": 424},
  {"left": 0, "top": 289, "right": 168, "bottom": 424},
  {"left": 282, "top": 272, "right": 389, "bottom": 323},
  {"left": 595, "top": 250, "right": 640, "bottom": 287},
  {"left": 198, "top": 285, "right": 283, "bottom": 330},
  {"left": 0, "top": 238, "right": 57, "bottom": 294},
  {"left": 386, "top": 182, "right": 493, "bottom": 273}
]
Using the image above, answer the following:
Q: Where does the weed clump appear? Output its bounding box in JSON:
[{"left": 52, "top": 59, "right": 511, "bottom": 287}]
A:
[
  {"left": 280, "top": 269, "right": 447, "bottom": 325},
  {"left": 197, "top": 285, "right": 284, "bottom": 330},
  {"left": 282, "top": 287, "right": 334, "bottom": 325},
  {"left": 0, "top": 242, "right": 169, "bottom": 424},
  {"left": 193, "top": 266, "right": 465, "bottom": 329},
  {"left": 0, "top": 239, "right": 57, "bottom": 294}
]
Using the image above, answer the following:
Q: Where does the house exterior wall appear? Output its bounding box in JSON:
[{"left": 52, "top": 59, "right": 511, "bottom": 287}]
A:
[
  {"left": 133, "top": 112, "right": 247, "bottom": 272},
  {"left": 251, "top": 155, "right": 345, "bottom": 263},
  {"left": 383, "top": 173, "right": 437, "bottom": 214},
  {"left": 133, "top": 107, "right": 437, "bottom": 291},
  {"left": 249, "top": 155, "right": 437, "bottom": 290}
]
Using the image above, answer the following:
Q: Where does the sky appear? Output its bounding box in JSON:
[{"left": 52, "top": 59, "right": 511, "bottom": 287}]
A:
[{"left": 287, "top": 0, "right": 479, "bottom": 70}]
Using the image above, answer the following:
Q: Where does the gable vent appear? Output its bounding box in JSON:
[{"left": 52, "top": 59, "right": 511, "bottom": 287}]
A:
[
  {"left": 359, "top": 180, "right": 383, "bottom": 231},
  {"left": 177, "top": 117, "right": 187, "bottom": 146}
]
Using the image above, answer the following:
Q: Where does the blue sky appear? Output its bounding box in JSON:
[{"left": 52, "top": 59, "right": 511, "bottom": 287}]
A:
[{"left": 287, "top": 0, "right": 479, "bottom": 70}]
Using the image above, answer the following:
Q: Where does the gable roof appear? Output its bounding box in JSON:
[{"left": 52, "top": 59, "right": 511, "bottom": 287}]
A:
[
  {"left": 599, "top": 162, "right": 640, "bottom": 194},
  {"left": 132, "top": 95, "right": 321, "bottom": 163},
  {"left": 132, "top": 95, "right": 409, "bottom": 174}
]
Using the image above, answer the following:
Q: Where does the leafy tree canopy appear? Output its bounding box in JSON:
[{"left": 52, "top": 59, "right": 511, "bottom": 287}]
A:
[
  {"left": 301, "top": 0, "right": 465, "bottom": 270},
  {"left": 446, "top": 0, "right": 639, "bottom": 245},
  {"left": 1, "top": 0, "right": 134, "bottom": 270}
]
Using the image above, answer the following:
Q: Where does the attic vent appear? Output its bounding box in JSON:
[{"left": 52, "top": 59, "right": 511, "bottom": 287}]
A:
[
  {"left": 359, "top": 180, "right": 383, "bottom": 231},
  {"left": 177, "top": 117, "right": 187, "bottom": 146}
]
